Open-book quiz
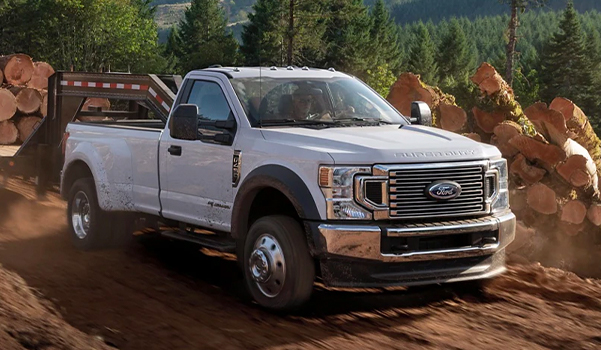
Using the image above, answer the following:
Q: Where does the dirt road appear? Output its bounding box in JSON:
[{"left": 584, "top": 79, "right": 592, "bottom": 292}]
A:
[{"left": 1, "top": 181, "right": 601, "bottom": 350}]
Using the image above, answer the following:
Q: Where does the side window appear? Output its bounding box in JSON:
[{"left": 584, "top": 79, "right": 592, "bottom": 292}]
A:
[{"left": 186, "top": 80, "right": 233, "bottom": 121}]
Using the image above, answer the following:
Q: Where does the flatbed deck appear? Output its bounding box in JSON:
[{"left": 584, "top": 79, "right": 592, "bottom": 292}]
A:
[{"left": 0, "top": 145, "right": 21, "bottom": 158}]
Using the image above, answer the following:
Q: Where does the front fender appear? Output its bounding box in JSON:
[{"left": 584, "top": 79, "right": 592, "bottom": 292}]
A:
[{"left": 231, "top": 164, "right": 321, "bottom": 240}]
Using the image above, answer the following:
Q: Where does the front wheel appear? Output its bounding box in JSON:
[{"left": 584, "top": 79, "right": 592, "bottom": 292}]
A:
[{"left": 243, "top": 215, "right": 315, "bottom": 311}]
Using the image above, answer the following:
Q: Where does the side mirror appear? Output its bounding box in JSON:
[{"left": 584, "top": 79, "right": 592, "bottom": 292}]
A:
[
  {"left": 409, "top": 101, "right": 433, "bottom": 127},
  {"left": 170, "top": 104, "right": 199, "bottom": 140}
]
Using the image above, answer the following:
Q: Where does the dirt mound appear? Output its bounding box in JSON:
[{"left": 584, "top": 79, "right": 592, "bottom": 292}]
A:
[{"left": 0, "top": 266, "right": 111, "bottom": 350}]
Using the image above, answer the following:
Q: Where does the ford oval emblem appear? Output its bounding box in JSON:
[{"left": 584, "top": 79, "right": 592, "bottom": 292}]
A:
[{"left": 426, "top": 180, "right": 462, "bottom": 200}]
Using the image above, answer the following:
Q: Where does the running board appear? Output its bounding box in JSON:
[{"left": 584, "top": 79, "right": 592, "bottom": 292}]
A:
[{"left": 160, "top": 230, "right": 236, "bottom": 253}]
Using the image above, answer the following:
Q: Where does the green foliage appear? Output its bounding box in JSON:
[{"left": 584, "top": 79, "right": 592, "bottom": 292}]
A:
[
  {"left": 364, "top": 64, "right": 397, "bottom": 97},
  {"left": 407, "top": 22, "right": 438, "bottom": 85},
  {"left": 368, "top": 0, "right": 403, "bottom": 73},
  {"left": 0, "top": 0, "right": 166, "bottom": 73},
  {"left": 175, "top": 0, "right": 240, "bottom": 73},
  {"left": 540, "top": 1, "right": 597, "bottom": 115},
  {"left": 436, "top": 18, "right": 477, "bottom": 88}
]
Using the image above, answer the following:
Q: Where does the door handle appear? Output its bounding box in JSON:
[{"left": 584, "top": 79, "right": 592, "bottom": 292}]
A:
[{"left": 168, "top": 145, "right": 182, "bottom": 156}]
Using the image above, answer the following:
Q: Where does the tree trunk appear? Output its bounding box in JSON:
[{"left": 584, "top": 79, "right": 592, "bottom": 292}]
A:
[
  {"left": 16, "top": 116, "right": 42, "bottom": 142},
  {"left": 549, "top": 97, "right": 601, "bottom": 176},
  {"left": 0, "top": 88, "right": 17, "bottom": 121},
  {"left": 0, "top": 54, "right": 34, "bottom": 86},
  {"left": 0, "top": 121, "right": 18, "bottom": 144},
  {"left": 12, "top": 87, "right": 42, "bottom": 114},
  {"left": 27, "top": 62, "right": 55, "bottom": 90},
  {"left": 524, "top": 102, "right": 569, "bottom": 146},
  {"left": 508, "top": 134, "right": 566, "bottom": 171},
  {"left": 556, "top": 155, "right": 592, "bottom": 188},
  {"left": 505, "top": 1, "right": 519, "bottom": 86},
  {"left": 526, "top": 183, "right": 557, "bottom": 215},
  {"left": 287, "top": 0, "right": 295, "bottom": 66}
]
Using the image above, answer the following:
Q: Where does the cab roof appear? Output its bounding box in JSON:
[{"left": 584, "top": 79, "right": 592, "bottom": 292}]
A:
[{"left": 191, "top": 66, "right": 353, "bottom": 80}]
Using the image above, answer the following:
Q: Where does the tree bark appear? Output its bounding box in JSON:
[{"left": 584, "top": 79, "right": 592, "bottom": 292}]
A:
[
  {"left": 0, "top": 54, "right": 34, "bottom": 86},
  {"left": 505, "top": 1, "right": 519, "bottom": 86},
  {"left": 0, "top": 88, "right": 17, "bottom": 121}
]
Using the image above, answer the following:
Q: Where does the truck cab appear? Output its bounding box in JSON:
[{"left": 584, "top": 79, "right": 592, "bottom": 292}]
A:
[{"left": 60, "top": 67, "right": 516, "bottom": 311}]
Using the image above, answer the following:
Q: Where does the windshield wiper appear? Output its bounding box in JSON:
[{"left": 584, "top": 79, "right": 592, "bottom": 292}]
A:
[
  {"left": 333, "top": 117, "right": 393, "bottom": 125},
  {"left": 257, "top": 119, "right": 334, "bottom": 127}
]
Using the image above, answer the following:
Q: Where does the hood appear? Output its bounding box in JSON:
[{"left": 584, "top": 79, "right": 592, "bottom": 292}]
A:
[{"left": 260, "top": 125, "right": 501, "bottom": 164}]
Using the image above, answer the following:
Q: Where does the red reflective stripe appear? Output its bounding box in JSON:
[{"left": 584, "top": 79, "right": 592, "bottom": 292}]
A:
[
  {"left": 124, "top": 84, "right": 132, "bottom": 90},
  {"left": 67, "top": 81, "right": 75, "bottom": 86},
  {"left": 155, "top": 95, "right": 164, "bottom": 105},
  {"left": 140, "top": 85, "right": 149, "bottom": 91}
]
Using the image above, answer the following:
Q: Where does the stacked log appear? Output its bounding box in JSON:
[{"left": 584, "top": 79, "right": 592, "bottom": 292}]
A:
[
  {"left": 386, "top": 62, "right": 601, "bottom": 245},
  {"left": 0, "top": 54, "right": 53, "bottom": 145},
  {"left": 386, "top": 73, "right": 466, "bottom": 131}
]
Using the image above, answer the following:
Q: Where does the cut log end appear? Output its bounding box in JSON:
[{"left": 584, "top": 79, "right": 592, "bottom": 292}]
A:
[
  {"left": 493, "top": 121, "right": 522, "bottom": 157},
  {"left": 524, "top": 102, "right": 568, "bottom": 146},
  {"left": 526, "top": 183, "right": 557, "bottom": 215},
  {"left": 472, "top": 107, "right": 505, "bottom": 134},
  {"left": 510, "top": 154, "right": 546, "bottom": 185},
  {"left": 14, "top": 88, "right": 43, "bottom": 114},
  {"left": 82, "top": 98, "right": 111, "bottom": 112},
  {"left": 462, "top": 133, "right": 481, "bottom": 142},
  {"left": 386, "top": 73, "right": 434, "bottom": 116},
  {"left": 17, "top": 116, "right": 42, "bottom": 142},
  {"left": 587, "top": 204, "right": 601, "bottom": 226},
  {"left": 508, "top": 134, "right": 566, "bottom": 171},
  {"left": 0, "top": 121, "right": 18, "bottom": 144},
  {"left": 27, "top": 62, "right": 55, "bottom": 90},
  {"left": 560, "top": 200, "right": 587, "bottom": 225},
  {"left": 0, "top": 88, "right": 17, "bottom": 121},
  {"left": 0, "top": 54, "right": 34, "bottom": 85},
  {"left": 556, "top": 155, "right": 591, "bottom": 188},
  {"left": 439, "top": 103, "right": 467, "bottom": 132}
]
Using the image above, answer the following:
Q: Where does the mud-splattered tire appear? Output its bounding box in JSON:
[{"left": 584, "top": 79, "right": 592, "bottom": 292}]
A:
[
  {"left": 67, "top": 178, "right": 131, "bottom": 250},
  {"left": 243, "top": 215, "right": 315, "bottom": 311}
]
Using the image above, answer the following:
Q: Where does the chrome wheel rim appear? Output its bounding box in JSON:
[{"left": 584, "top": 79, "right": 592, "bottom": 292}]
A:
[
  {"left": 249, "top": 234, "right": 286, "bottom": 298},
  {"left": 72, "top": 191, "right": 91, "bottom": 240}
]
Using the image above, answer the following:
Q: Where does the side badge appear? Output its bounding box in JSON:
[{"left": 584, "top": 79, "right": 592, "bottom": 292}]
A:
[{"left": 232, "top": 151, "right": 241, "bottom": 187}]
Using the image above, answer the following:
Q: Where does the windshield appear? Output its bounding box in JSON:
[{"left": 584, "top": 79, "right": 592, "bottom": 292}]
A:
[{"left": 230, "top": 76, "right": 408, "bottom": 127}]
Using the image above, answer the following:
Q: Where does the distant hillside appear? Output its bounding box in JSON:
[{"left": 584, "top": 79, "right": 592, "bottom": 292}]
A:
[{"left": 154, "top": 0, "right": 601, "bottom": 43}]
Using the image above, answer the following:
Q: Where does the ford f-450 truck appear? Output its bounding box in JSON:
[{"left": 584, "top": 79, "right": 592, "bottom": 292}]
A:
[{"left": 58, "top": 67, "right": 516, "bottom": 310}]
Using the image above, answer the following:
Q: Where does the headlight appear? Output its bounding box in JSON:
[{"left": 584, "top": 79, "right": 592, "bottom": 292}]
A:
[
  {"left": 488, "top": 158, "right": 509, "bottom": 213},
  {"left": 319, "top": 166, "right": 372, "bottom": 220}
]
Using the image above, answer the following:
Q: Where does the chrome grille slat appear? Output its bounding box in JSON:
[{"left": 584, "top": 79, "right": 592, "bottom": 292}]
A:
[{"left": 387, "top": 163, "right": 487, "bottom": 219}]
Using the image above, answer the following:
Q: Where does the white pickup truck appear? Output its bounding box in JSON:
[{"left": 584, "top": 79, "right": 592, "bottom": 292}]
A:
[{"left": 60, "top": 66, "right": 515, "bottom": 310}]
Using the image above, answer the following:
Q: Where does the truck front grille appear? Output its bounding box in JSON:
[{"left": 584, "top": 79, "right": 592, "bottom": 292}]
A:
[{"left": 387, "top": 164, "right": 486, "bottom": 219}]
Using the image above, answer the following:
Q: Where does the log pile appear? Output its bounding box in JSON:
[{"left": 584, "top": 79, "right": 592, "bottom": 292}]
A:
[
  {"left": 386, "top": 62, "right": 601, "bottom": 246},
  {"left": 0, "top": 54, "right": 53, "bottom": 145}
]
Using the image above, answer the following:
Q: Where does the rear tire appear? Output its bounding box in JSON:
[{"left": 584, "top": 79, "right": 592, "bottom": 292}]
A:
[
  {"left": 67, "top": 178, "right": 131, "bottom": 250},
  {"left": 243, "top": 215, "right": 315, "bottom": 311}
]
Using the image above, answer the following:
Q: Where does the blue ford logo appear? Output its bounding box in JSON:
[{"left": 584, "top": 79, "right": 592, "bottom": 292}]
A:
[{"left": 426, "top": 181, "right": 462, "bottom": 200}]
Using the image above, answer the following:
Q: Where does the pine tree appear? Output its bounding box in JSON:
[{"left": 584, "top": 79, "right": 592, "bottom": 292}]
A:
[
  {"left": 436, "top": 18, "right": 476, "bottom": 88},
  {"left": 320, "top": 0, "right": 372, "bottom": 77},
  {"left": 407, "top": 22, "right": 438, "bottom": 85},
  {"left": 368, "top": 0, "right": 402, "bottom": 73},
  {"left": 240, "top": 0, "right": 326, "bottom": 67},
  {"left": 177, "top": 0, "right": 239, "bottom": 73},
  {"left": 540, "top": 1, "right": 596, "bottom": 115},
  {"left": 240, "top": 0, "right": 286, "bottom": 66}
]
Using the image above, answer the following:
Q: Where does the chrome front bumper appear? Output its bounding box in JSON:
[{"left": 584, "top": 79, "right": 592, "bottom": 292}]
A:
[{"left": 317, "top": 211, "right": 516, "bottom": 263}]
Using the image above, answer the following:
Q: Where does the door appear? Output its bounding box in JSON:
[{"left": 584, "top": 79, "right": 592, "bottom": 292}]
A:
[{"left": 159, "top": 78, "right": 237, "bottom": 232}]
